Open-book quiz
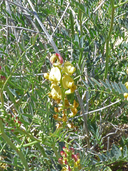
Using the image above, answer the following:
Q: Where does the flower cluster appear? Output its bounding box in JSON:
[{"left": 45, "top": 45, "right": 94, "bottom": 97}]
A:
[
  {"left": 124, "top": 69, "right": 128, "bottom": 100},
  {"left": 44, "top": 53, "right": 79, "bottom": 129},
  {"left": 58, "top": 147, "right": 81, "bottom": 171}
]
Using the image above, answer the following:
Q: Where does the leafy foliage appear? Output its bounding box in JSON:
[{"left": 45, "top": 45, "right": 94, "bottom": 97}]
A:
[{"left": 0, "top": 0, "right": 128, "bottom": 170}]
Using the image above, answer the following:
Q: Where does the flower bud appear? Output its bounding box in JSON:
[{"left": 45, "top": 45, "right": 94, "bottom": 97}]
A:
[
  {"left": 56, "top": 53, "right": 63, "bottom": 64},
  {"left": 50, "top": 53, "right": 63, "bottom": 64},
  {"left": 70, "top": 147, "right": 75, "bottom": 153},
  {"left": 72, "top": 154, "right": 78, "bottom": 162},
  {"left": 1, "top": 75, "right": 6, "bottom": 80},
  {"left": 58, "top": 157, "right": 63, "bottom": 165},
  {"left": 64, "top": 159, "right": 68, "bottom": 165},
  {"left": 68, "top": 166, "right": 72, "bottom": 171},
  {"left": 60, "top": 151, "right": 65, "bottom": 156}
]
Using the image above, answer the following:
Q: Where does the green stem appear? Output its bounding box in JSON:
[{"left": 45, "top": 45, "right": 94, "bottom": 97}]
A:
[
  {"left": 52, "top": 142, "right": 59, "bottom": 160},
  {"left": 0, "top": 90, "right": 4, "bottom": 107},
  {"left": 79, "top": 0, "right": 82, "bottom": 35},
  {"left": 16, "top": 127, "right": 41, "bottom": 143},
  {"left": 114, "top": 0, "right": 128, "bottom": 8},
  {"left": 78, "top": 0, "right": 83, "bottom": 66},
  {"left": 18, "top": 140, "right": 39, "bottom": 148},
  {"left": 0, "top": 119, "right": 29, "bottom": 170},
  {"left": 105, "top": 0, "right": 115, "bottom": 79},
  {"left": 60, "top": 71, "right": 65, "bottom": 107}
]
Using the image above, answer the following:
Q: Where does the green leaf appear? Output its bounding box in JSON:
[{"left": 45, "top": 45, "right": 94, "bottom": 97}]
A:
[
  {"left": 105, "top": 79, "right": 112, "bottom": 91},
  {"left": 88, "top": 77, "right": 95, "bottom": 88},
  {"left": 5, "top": 86, "right": 18, "bottom": 109},
  {"left": 91, "top": 77, "right": 101, "bottom": 88},
  {"left": 70, "top": 11, "right": 74, "bottom": 36},
  {"left": 123, "top": 145, "right": 127, "bottom": 158},
  {"left": 100, "top": 80, "right": 109, "bottom": 89},
  {"left": 82, "top": 79, "right": 90, "bottom": 88},
  {"left": 114, "top": 82, "right": 122, "bottom": 94},
  {"left": 111, "top": 144, "right": 121, "bottom": 160}
]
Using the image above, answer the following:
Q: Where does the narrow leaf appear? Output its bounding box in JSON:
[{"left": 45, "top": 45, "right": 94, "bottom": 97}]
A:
[
  {"left": 91, "top": 77, "right": 101, "bottom": 88},
  {"left": 114, "top": 82, "right": 122, "bottom": 94},
  {"left": 105, "top": 79, "right": 112, "bottom": 91},
  {"left": 100, "top": 80, "right": 109, "bottom": 89}
]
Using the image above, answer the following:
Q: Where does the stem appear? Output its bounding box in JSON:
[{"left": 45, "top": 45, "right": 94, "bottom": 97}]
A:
[
  {"left": 19, "top": 141, "right": 39, "bottom": 148},
  {"left": 60, "top": 70, "right": 65, "bottom": 107},
  {"left": 75, "top": 90, "right": 90, "bottom": 148},
  {"left": 78, "top": 0, "right": 83, "bottom": 66},
  {"left": 105, "top": 0, "right": 114, "bottom": 79},
  {"left": 52, "top": 141, "right": 59, "bottom": 160},
  {"left": 0, "top": 90, "right": 4, "bottom": 107},
  {"left": 79, "top": 0, "right": 82, "bottom": 35}
]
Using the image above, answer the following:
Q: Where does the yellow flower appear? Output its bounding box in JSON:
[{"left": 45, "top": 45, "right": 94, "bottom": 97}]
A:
[
  {"left": 49, "top": 67, "right": 61, "bottom": 83},
  {"left": 44, "top": 73, "right": 49, "bottom": 80},
  {"left": 54, "top": 107, "right": 59, "bottom": 112},
  {"left": 50, "top": 54, "right": 57, "bottom": 63},
  {"left": 49, "top": 85, "right": 62, "bottom": 100},
  {"left": 65, "top": 84, "right": 77, "bottom": 94},
  {"left": 65, "top": 85, "right": 76, "bottom": 95},
  {"left": 62, "top": 114, "right": 67, "bottom": 122},
  {"left": 64, "top": 98, "right": 70, "bottom": 107},
  {"left": 53, "top": 114, "right": 58, "bottom": 120},
  {"left": 124, "top": 93, "right": 128, "bottom": 98},
  {"left": 67, "top": 122, "right": 74, "bottom": 128},
  {"left": 63, "top": 61, "right": 76, "bottom": 75},
  {"left": 68, "top": 112, "right": 75, "bottom": 117},
  {"left": 56, "top": 122, "right": 62, "bottom": 129},
  {"left": 53, "top": 114, "right": 62, "bottom": 121},
  {"left": 61, "top": 167, "right": 68, "bottom": 171},
  {"left": 125, "top": 82, "right": 128, "bottom": 89},
  {"left": 73, "top": 100, "right": 79, "bottom": 108},
  {"left": 50, "top": 53, "right": 63, "bottom": 64},
  {"left": 62, "top": 75, "right": 74, "bottom": 89},
  {"left": 74, "top": 159, "right": 80, "bottom": 168},
  {"left": 71, "top": 108, "right": 78, "bottom": 115},
  {"left": 126, "top": 68, "right": 128, "bottom": 74}
]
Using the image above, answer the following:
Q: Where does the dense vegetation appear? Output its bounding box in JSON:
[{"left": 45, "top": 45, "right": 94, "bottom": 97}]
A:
[{"left": 0, "top": 0, "right": 128, "bottom": 170}]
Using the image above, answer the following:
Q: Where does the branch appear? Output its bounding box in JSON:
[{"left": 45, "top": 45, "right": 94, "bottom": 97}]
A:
[
  {"left": 74, "top": 99, "right": 121, "bottom": 119},
  {"left": 75, "top": 89, "right": 90, "bottom": 148}
]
